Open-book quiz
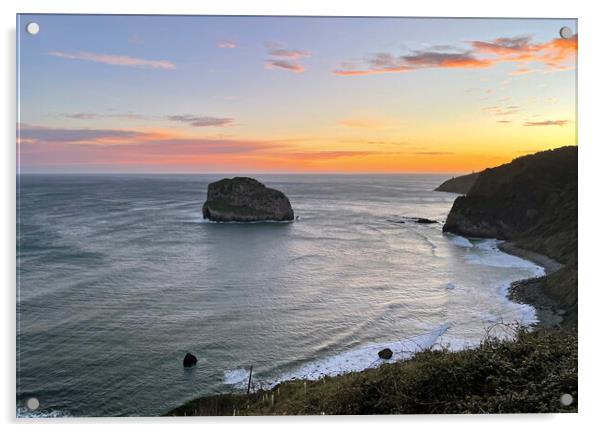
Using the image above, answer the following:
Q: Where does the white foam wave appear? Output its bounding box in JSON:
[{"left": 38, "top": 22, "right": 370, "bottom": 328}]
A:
[
  {"left": 224, "top": 368, "right": 251, "bottom": 386},
  {"left": 276, "top": 323, "right": 451, "bottom": 383},
  {"left": 466, "top": 239, "right": 545, "bottom": 275},
  {"left": 222, "top": 324, "right": 452, "bottom": 391},
  {"left": 16, "top": 408, "right": 68, "bottom": 418},
  {"left": 446, "top": 234, "right": 473, "bottom": 248},
  {"left": 191, "top": 218, "right": 295, "bottom": 225},
  {"left": 496, "top": 281, "right": 539, "bottom": 326}
]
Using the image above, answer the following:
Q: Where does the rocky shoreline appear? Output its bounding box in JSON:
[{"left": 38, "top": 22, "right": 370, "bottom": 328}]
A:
[{"left": 499, "top": 241, "right": 566, "bottom": 329}]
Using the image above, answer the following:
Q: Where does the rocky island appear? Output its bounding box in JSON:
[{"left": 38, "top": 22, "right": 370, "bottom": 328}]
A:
[{"left": 202, "top": 177, "right": 294, "bottom": 222}]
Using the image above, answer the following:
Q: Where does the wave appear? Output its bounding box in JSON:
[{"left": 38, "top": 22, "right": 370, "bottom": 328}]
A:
[
  {"left": 224, "top": 368, "right": 252, "bottom": 386},
  {"left": 224, "top": 324, "right": 451, "bottom": 390},
  {"left": 185, "top": 217, "right": 296, "bottom": 225},
  {"left": 16, "top": 407, "right": 69, "bottom": 418},
  {"left": 445, "top": 233, "right": 473, "bottom": 248},
  {"left": 465, "top": 239, "right": 545, "bottom": 274}
]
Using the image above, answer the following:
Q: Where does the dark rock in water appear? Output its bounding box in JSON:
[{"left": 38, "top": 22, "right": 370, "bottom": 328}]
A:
[
  {"left": 183, "top": 353, "right": 197, "bottom": 367},
  {"left": 389, "top": 217, "right": 437, "bottom": 225},
  {"left": 378, "top": 348, "right": 393, "bottom": 360},
  {"left": 414, "top": 218, "right": 438, "bottom": 224},
  {"left": 202, "top": 177, "right": 294, "bottom": 222},
  {"left": 435, "top": 172, "right": 480, "bottom": 194}
]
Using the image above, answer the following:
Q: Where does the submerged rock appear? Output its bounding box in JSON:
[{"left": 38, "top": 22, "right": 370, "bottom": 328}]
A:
[
  {"left": 388, "top": 217, "right": 438, "bottom": 225},
  {"left": 183, "top": 353, "right": 197, "bottom": 367},
  {"left": 378, "top": 348, "right": 393, "bottom": 360},
  {"left": 414, "top": 218, "right": 438, "bottom": 224},
  {"left": 202, "top": 177, "right": 294, "bottom": 222}
]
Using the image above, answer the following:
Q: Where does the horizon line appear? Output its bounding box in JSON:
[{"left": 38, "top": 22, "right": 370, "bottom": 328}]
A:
[{"left": 17, "top": 171, "right": 473, "bottom": 176}]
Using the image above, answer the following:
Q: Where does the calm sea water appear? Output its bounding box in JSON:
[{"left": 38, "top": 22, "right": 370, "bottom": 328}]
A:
[{"left": 16, "top": 174, "right": 544, "bottom": 417}]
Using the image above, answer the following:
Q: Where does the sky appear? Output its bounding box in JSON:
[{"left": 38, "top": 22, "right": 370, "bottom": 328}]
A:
[{"left": 17, "top": 15, "right": 577, "bottom": 174}]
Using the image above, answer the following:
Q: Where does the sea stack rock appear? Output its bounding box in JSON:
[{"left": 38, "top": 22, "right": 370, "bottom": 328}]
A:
[
  {"left": 202, "top": 177, "right": 294, "bottom": 222},
  {"left": 378, "top": 348, "right": 393, "bottom": 360},
  {"left": 183, "top": 353, "right": 197, "bottom": 367}
]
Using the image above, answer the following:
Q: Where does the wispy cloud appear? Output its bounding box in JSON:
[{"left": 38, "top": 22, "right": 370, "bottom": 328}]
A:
[
  {"left": 57, "top": 112, "right": 234, "bottom": 127},
  {"left": 18, "top": 124, "right": 284, "bottom": 168},
  {"left": 264, "top": 43, "right": 311, "bottom": 73},
  {"left": 18, "top": 124, "right": 141, "bottom": 144},
  {"left": 217, "top": 40, "right": 236, "bottom": 49},
  {"left": 58, "top": 111, "right": 150, "bottom": 121},
  {"left": 335, "top": 34, "right": 576, "bottom": 76},
  {"left": 167, "top": 115, "right": 234, "bottom": 127},
  {"left": 48, "top": 51, "right": 176, "bottom": 69},
  {"left": 523, "top": 120, "right": 569, "bottom": 127},
  {"left": 470, "top": 36, "right": 534, "bottom": 55},
  {"left": 267, "top": 48, "right": 311, "bottom": 58},
  {"left": 482, "top": 105, "right": 520, "bottom": 116},
  {"left": 334, "top": 50, "right": 492, "bottom": 76},
  {"left": 510, "top": 67, "right": 535, "bottom": 75},
  {"left": 265, "top": 59, "right": 306, "bottom": 73}
]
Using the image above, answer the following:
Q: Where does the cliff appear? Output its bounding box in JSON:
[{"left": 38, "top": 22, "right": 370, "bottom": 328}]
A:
[{"left": 434, "top": 172, "right": 480, "bottom": 194}]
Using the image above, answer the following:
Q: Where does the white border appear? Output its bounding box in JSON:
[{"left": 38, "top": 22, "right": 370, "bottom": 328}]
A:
[{"left": 2, "top": 1, "right": 601, "bottom": 430}]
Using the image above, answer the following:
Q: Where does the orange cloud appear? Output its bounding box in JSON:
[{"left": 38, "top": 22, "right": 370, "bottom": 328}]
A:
[
  {"left": 471, "top": 35, "right": 577, "bottom": 70},
  {"left": 335, "top": 34, "right": 577, "bottom": 76},
  {"left": 510, "top": 67, "right": 534, "bottom": 75},
  {"left": 264, "top": 44, "right": 311, "bottom": 73},
  {"left": 265, "top": 59, "right": 306, "bottom": 73},
  {"left": 48, "top": 51, "right": 176, "bottom": 69}
]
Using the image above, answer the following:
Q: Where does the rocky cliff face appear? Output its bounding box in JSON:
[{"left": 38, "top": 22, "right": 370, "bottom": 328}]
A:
[
  {"left": 435, "top": 172, "right": 480, "bottom": 194},
  {"left": 202, "top": 177, "right": 294, "bottom": 222},
  {"left": 443, "top": 146, "right": 577, "bottom": 265}
]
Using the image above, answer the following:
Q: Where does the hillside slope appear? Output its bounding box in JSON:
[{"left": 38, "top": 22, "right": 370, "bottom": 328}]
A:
[{"left": 166, "top": 330, "right": 577, "bottom": 415}]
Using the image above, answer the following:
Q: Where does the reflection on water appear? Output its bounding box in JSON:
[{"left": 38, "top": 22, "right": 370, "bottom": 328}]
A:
[{"left": 17, "top": 174, "right": 543, "bottom": 416}]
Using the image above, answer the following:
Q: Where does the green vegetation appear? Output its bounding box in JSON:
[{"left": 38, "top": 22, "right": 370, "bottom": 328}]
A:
[{"left": 166, "top": 329, "right": 577, "bottom": 415}]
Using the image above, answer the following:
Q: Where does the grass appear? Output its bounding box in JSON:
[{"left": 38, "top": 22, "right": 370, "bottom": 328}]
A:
[{"left": 166, "top": 328, "right": 577, "bottom": 415}]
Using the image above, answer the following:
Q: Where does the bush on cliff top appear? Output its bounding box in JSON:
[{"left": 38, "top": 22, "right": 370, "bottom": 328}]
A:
[{"left": 166, "top": 329, "right": 577, "bottom": 416}]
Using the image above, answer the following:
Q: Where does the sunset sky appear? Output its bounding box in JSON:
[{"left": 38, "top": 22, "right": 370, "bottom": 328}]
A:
[{"left": 17, "top": 15, "right": 577, "bottom": 174}]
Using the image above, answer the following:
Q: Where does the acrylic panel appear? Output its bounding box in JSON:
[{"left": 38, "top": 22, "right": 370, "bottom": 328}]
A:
[{"left": 16, "top": 14, "right": 578, "bottom": 417}]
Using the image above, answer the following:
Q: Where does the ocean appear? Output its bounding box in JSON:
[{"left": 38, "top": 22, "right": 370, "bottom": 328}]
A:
[{"left": 16, "top": 174, "right": 545, "bottom": 417}]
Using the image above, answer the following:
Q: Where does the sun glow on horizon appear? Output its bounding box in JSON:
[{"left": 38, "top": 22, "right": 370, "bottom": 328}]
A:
[{"left": 17, "top": 15, "right": 577, "bottom": 174}]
